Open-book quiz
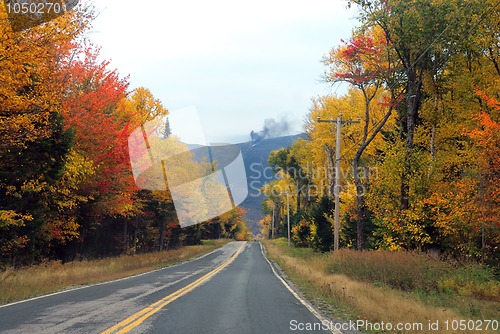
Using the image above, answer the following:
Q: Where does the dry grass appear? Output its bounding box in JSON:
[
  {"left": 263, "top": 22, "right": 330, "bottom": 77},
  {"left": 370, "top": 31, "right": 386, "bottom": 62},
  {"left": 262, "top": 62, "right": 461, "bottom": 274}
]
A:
[
  {"left": 327, "top": 249, "right": 500, "bottom": 301},
  {"left": 0, "top": 239, "right": 229, "bottom": 305},
  {"left": 263, "top": 239, "right": 499, "bottom": 334}
]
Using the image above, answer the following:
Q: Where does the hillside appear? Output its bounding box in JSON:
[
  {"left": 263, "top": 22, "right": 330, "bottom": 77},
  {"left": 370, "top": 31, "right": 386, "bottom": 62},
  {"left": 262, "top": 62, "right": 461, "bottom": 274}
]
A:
[
  {"left": 238, "top": 134, "right": 307, "bottom": 235},
  {"left": 184, "top": 134, "right": 306, "bottom": 235}
]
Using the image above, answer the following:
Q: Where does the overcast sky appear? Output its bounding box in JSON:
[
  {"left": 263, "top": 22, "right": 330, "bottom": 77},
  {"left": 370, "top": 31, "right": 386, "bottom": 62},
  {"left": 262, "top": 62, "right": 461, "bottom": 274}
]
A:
[{"left": 87, "top": 0, "right": 357, "bottom": 144}]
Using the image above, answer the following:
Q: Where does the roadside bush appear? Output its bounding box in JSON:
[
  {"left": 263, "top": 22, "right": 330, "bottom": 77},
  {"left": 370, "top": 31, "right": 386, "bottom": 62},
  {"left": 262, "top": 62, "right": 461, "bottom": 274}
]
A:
[
  {"left": 292, "top": 220, "right": 315, "bottom": 248},
  {"left": 326, "top": 249, "right": 499, "bottom": 300}
]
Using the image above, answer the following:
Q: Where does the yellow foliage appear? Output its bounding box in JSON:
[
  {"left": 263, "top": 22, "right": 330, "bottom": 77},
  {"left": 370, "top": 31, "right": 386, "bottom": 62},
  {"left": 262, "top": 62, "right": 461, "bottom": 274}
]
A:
[
  {"left": 259, "top": 215, "right": 272, "bottom": 237},
  {"left": 0, "top": 3, "right": 94, "bottom": 148}
]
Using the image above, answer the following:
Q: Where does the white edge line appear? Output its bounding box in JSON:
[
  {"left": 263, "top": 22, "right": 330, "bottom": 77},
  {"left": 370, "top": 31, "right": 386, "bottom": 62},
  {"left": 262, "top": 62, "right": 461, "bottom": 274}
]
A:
[
  {"left": 0, "top": 243, "right": 231, "bottom": 309},
  {"left": 259, "top": 242, "right": 342, "bottom": 334}
]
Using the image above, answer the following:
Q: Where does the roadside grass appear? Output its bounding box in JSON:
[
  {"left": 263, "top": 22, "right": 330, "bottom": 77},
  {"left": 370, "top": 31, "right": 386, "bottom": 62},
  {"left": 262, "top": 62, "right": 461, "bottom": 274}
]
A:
[
  {"left": 263, "top": 239, "right": 499, "bottom": 333},
  {"left": 0, "top": 239, "right": 229, "bottom": 305}
]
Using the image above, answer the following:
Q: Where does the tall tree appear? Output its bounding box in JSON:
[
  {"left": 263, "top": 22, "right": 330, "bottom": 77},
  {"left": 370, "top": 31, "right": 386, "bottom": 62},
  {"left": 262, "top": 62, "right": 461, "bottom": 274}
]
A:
[
  {"left": 61, "top": 44, "right": 133, "bottom": 218},
  {"left": 348, "top": 0, "right": 487, "bottom": 212},
  {"left": 323, "top": 27, "right": 397, "bottom": 249},
  {"left": 0, "top": 3, "right": 94, "bottom": 264}
]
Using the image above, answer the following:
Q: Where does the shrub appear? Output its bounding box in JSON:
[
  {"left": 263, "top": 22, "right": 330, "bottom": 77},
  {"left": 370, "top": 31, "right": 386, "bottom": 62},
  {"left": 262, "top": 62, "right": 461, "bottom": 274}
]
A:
[
  {"left": 326, "top": 249, "right": 499, "bottom": 300},
  {"left": 292, "top": 220, "right": 314, "bottom": 248}
]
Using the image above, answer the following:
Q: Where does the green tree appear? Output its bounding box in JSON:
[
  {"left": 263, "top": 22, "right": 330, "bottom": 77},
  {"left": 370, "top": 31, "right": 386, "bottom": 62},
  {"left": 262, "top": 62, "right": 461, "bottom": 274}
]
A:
[{"left": 309, "top": 196, "right": 335, "bottom": 252}]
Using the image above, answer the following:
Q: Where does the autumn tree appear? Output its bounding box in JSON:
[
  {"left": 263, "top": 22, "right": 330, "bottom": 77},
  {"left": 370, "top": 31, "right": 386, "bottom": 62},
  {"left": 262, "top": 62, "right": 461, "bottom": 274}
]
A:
[
  {"left": 469, "top": 92, "right": 500, "bottom": 262},
  {"left": 268, "top": 145, "right": 310, "bottom": 212},
  {"left": 259, "top": 214, "right": 273, "bottom": 238},
  {"left": 117, "top": 87, "right": 169, "bottom": 252},
  {"left": 348, "top": 0, "right": 488, "bottom": 212},
  {"left": 323, "top": 26, "right": 398, "bottom": 249},
  {"left": 424, "top": 92, "right": 500, "bottom": 261},
  {"left": 261, "top": 175, "right": 296, "bottom": 238},
  {"left": 59, "top": 43, "right": 136, "bottom": 256},
  {"left": 0, "top": 3, "right": 95, "bottom": 264}
]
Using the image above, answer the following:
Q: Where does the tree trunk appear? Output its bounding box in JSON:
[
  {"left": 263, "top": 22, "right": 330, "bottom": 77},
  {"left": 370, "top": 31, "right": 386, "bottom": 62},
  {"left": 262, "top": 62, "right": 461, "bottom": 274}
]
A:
[
  {"left": 351, "top": 88, "right": 393, "bottom": 250},
  {"left": 122, "top": 220, "right": 128, "bottom": 252},
  {"left": 400, "top": 69, "right": 423, "bottom": 211},
  {"left": 429, "top": 123, "right": 436, "bottom": 175},
  {"left": 133, "top": 226, "right": 138, "bottom": 254},
  {"left": 353, "top": 156, "right": 366, "bottom": 250},
  {"left": 158, "top": 218, "right": 165, "bottom": 252},
  {"left": 364, "top": 166, "right": 370, "bottom": 191},
  {"left": 296, "top": 179, "right": 301, "bottom": 212}
]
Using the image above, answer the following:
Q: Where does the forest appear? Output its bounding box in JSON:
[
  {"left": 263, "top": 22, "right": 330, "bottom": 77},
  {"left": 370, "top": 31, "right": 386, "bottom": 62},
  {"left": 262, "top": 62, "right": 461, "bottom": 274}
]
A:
[
  {"left": 0, "top": 3, "right": 250, "bottom": 267},
  {"left": 1, "top": 0, "right": 499, "bottom": 270},
  {"left": 260, "top": 0, "right": 499, "bottom": 268}
]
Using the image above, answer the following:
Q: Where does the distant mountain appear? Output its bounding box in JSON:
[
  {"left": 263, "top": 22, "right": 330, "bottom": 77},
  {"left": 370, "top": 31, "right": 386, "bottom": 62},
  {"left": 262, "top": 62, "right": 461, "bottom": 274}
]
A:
[
  {"left": 237, "top": 134, "right": 307, "bottom": 235},
  {"left": 182, "top": 134, "right": 307, "bottom": 235}
]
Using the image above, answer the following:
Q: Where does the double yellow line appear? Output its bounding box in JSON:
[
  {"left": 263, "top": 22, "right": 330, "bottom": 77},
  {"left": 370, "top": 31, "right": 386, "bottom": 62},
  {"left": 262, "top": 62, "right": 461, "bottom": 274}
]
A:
[{"left": 101, "top": 242, "right": 246, "bottom": 334}]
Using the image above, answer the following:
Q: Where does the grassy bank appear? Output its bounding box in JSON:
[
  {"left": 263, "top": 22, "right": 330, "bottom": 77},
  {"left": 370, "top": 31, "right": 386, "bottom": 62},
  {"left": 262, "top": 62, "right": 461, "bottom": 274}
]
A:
[
  {"left": 263, "top": 239, "right": 499, "bottom": 333},
  {"left": 0, "top": 239, "right": 229, "bottom": 305}
]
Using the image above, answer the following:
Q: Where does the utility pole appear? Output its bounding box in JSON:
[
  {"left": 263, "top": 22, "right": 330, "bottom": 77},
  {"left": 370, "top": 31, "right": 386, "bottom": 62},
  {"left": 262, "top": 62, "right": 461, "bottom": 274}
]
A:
[
  {"left": 317, "top": 114, "right": 360, "bottom": 251},
  {"left": 271, "top": 206, "right": 275, "bottom": 239},
  {"left": 286, "top": 191, "right": 291, "bottom": 247}
]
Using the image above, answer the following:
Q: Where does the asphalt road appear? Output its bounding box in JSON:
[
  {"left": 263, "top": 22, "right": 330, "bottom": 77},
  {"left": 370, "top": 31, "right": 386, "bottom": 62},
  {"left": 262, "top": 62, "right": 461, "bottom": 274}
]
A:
[{"left": 0, "top": 242, "right": 336, "bottom": 334}]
